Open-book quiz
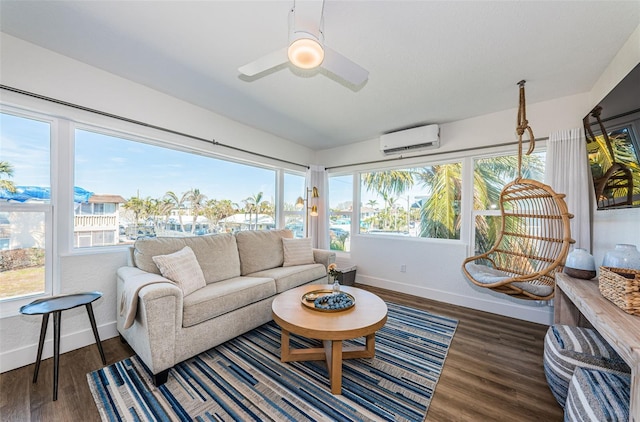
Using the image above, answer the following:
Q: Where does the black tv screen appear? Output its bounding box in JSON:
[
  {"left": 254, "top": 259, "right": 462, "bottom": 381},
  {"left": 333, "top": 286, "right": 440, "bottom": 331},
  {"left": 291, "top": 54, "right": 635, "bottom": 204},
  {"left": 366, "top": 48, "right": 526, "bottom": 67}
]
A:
[{"left": 584, "top": 63, "right": 640, "bottom": 210}]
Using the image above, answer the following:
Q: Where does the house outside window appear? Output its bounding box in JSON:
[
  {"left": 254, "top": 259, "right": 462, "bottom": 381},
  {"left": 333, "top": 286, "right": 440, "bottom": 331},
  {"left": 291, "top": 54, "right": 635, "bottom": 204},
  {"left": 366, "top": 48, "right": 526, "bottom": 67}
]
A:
[
  {"left": 0, "top": 112, "right": 52, "bottom": 303},
  {"left": 74, "top": 194, "right": 126, "bottom": 248}
]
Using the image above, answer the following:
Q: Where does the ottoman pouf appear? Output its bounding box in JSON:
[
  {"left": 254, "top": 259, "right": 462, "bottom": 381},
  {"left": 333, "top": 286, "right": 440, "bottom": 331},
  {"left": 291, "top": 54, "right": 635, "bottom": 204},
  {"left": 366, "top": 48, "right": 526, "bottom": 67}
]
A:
[
  {"left": 564, "top": 367, "right": 631, "bottom": 421},
  {"left": 543, "top": 324, "right": 629, "bottom": 408}
]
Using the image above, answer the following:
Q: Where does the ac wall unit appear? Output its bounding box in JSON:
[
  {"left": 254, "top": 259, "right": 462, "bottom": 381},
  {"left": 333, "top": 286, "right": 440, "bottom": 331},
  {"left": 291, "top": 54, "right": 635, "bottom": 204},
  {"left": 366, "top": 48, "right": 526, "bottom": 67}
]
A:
[{"left": 380, "top": 124, "right": 440, "bottom": 155}]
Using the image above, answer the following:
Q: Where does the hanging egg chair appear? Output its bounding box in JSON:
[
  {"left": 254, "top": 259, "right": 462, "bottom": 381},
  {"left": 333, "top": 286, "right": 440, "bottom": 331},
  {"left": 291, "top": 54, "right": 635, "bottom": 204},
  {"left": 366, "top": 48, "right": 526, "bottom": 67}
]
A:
[{"left": 462, "top": 81, "right": 575, "bottom": 300}]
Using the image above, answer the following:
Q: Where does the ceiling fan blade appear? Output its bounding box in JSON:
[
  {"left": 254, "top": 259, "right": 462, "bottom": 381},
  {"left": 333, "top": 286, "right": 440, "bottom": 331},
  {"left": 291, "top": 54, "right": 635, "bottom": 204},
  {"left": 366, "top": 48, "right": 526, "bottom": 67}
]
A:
[
  {"left": 238, "top": 47, "right": 288, "bottom": 76},
  {"left": 321, "top": 47, "right": 369, "bottom": 86}
]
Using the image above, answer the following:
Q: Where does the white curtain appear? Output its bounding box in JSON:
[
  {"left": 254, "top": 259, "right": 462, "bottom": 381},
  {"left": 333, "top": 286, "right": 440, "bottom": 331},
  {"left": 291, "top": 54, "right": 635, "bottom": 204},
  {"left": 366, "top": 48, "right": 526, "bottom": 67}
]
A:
[
  {"left": 545, "top": 127, "right": 592, "bottom": 251},
  {"left": 307, "top": 165, "right": 329, "bottom": 249}
]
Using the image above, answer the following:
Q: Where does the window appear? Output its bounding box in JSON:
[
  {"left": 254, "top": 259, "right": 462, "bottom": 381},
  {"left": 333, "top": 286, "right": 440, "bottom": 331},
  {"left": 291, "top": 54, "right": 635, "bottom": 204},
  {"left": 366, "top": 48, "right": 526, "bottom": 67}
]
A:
[
  {"left": 74, "top": 128, "right": 276, "bottom": 248},
  {"left": 359, "top": 162, "right": 462, "bottom": 240},
  {"left": 0, "top": 112, "right": 52, "bottom": 302},
  {"left": 328, "top": 175, "right": 353, "bottom": 251},
  {"left": 283, "top": 172, "right": 305, "bottom": 238},
  {"left": 472, "top": 151, "right": 545, "bottom": 255}
]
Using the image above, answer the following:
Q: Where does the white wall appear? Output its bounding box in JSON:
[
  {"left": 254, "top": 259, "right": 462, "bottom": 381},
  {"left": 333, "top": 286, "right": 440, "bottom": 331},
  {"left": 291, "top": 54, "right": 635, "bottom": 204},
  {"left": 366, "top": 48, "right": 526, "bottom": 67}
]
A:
[
  {"left": 1, "top": 22, "right": 639, "bottom": 373},
  {"left": 0, "top": 33, "right": 317, "bottom": 373},
  {"left": 326, "top": 93, "right": 590, "bottom": 327},
  {"left": 324, "top": 23, "right": 640, "bottom": 327},
  {"left": 589, "top": 24, "right": 640, "bottom": 268}
]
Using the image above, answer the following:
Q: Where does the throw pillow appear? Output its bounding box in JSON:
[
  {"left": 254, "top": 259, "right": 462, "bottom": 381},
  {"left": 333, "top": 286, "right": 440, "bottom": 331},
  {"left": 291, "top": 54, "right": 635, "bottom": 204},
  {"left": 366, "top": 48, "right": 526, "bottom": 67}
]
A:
[
  {"left": 282, "top": 237, "right": 315, "bottom": 267},
  {"left": 152, "top": 246, "right": 206, "bottom": 296}
]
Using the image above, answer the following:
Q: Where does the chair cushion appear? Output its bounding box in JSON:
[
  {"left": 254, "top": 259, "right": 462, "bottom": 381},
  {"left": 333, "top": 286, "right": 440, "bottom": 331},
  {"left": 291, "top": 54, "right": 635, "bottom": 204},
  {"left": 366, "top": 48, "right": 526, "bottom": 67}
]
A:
[
  {"left": 543, "top": 324, "right": 630, "bottom": 408},
  {"left": 564, "top": 367, "right": 630, "bottom": 422},
  {"left": 152, "top": 246, "right": 206, "bottom": 296},
  {"left": 182, "top": 276, "right": 275, "bottom": 327},
  {"left": 464, "top": 262, "right": 553, "bottom": 297},
  {"left": 249, "top": 264, "right": 327, "bottom": 293}
]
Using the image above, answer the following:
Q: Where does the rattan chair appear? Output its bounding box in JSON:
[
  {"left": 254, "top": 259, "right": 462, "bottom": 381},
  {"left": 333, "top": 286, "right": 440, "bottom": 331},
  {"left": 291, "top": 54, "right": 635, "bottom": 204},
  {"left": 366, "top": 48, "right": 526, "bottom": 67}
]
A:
[{"left": 462, "top": 81, "right": 574, "bottom": 300}]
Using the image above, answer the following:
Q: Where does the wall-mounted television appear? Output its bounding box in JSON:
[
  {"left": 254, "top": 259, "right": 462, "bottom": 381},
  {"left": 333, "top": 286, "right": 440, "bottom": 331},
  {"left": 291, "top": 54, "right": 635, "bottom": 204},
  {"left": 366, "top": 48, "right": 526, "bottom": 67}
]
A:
[{"left": 584, "top": 63, "right": 640, "bottom": 210}]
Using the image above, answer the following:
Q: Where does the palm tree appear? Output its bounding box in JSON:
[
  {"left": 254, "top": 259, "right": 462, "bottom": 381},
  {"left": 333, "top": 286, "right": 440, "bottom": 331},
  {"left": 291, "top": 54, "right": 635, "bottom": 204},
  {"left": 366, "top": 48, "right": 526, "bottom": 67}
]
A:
[
  {"left": 189, "top": 188, "right": 208, "bottom": 234},
  {"left": 123, "top": 196, "right": 145, "bottom": 225},
  {"left": 243, "top": 192, "right": 264, "bottom": 230},
  {"left": 156, "top": 198, "right": 174, "bottom": 232},
  {"left": 164, "top": 190, "right": 192, "bottom": 232},
  {"left": 416, "top": 163, "right": 462, "bottom": 239},
  {"left": 362, "top": 170, "right": 415, "bottom": 231},
  {"left": 203, "top": 199, "right": 237, "bottom": 231},
  {"left": 0, "top": 161, "right": 16, "bottom": 193},
  {"left": 362, "top": 170, "right": 415, "bottom": 209}
]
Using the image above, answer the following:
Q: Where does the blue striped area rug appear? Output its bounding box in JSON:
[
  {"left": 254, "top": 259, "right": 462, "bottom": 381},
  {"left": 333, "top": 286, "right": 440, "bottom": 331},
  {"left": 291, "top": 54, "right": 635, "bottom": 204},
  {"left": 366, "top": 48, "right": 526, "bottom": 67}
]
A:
[{"left": 87, "top": 302, "right": 457, "bottom": 421}]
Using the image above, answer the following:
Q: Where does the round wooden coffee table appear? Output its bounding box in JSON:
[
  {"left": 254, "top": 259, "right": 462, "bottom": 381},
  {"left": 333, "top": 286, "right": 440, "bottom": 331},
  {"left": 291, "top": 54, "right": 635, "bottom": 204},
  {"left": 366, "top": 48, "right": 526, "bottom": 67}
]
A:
[{"left": 271, "top": 284, "right": 387, "bottom": 395}]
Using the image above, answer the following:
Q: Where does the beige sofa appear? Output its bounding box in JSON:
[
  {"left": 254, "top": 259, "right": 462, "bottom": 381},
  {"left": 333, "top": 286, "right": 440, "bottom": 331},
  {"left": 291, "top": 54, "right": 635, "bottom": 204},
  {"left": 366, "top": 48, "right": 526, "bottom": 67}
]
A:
[{"left": 116, "top": 229, "right": 335, "bottom": 385}]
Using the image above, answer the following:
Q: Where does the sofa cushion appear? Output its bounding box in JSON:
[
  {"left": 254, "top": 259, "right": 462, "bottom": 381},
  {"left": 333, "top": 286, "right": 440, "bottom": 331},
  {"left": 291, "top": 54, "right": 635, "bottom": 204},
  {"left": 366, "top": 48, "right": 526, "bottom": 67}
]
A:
[
  {"left": 282, "top": 237, "right": 315, "bottom": 266},
  {"left": 236, "top": 229, "right": 293, "bottom": 275},
  {"left": 249, "top": 263, "right": 326, "bottom": 293},
  {"left": 152, "top": 246, "right": 206, "bottom": 296},
  {"left": 183, "top": 234, "right": 241, "bottom": 283},
  {"left": 134, "top": 236, "right": 186, "bottom": 274},
  {"left": 133, "top": 234, "right": 241, "bottom": 283},
  {"left": 182, "top": 276, "right": 276, "bottom": 328}
]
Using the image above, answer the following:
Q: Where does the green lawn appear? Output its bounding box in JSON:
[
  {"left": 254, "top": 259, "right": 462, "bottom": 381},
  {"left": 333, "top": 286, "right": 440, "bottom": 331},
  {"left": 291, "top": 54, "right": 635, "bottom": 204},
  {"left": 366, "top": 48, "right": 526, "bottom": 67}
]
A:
[{"left": 0, "top": 267, "right": 45, "bottom": 299}]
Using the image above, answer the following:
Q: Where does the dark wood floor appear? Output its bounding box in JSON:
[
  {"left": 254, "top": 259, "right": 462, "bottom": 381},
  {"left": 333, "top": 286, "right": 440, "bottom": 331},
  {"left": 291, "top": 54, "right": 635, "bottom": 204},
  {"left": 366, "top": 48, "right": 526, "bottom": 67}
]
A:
[{"left": 0, "top": 285, "right": 563, "bottom": 421}]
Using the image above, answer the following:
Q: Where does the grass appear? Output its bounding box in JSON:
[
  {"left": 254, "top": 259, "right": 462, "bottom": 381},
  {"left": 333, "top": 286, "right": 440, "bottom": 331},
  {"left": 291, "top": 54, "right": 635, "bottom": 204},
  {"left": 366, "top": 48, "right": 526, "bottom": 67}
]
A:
[{"left": 0, "top": 266, "right": 45, "bottom": 299}]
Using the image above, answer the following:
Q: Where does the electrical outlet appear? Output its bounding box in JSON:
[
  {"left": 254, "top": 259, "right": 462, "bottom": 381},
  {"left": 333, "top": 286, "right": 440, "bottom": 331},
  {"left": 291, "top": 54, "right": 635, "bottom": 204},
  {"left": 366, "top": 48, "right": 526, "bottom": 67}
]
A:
[{"left": 400, "top": 264, "right": 406, "bottom": 273}]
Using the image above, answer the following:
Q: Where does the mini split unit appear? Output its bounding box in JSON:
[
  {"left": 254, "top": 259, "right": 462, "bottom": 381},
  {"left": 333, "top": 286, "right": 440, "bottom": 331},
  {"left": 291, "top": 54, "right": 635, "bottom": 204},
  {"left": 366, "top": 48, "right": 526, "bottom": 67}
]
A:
[{"left": 380, "top": 124, "right": 440, "bottom": 155}]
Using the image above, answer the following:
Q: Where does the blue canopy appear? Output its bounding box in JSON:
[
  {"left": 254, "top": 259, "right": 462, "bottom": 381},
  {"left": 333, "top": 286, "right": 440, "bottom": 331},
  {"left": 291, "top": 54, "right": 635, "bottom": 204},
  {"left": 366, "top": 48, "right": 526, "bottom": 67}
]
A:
[{"left": 0, "top": 186, "right": 94, "bottom": 203}]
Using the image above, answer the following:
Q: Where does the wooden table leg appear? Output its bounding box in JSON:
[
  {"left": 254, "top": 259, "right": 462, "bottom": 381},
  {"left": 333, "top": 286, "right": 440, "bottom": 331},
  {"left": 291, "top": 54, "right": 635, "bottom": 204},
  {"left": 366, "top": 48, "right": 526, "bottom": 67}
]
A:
[
  {"left": 281, "top": 328, "right": 291, "bottom": 362},
  {"left": 52, "top": 311, "right": 61, "bottom": 401},
  {"left": 32, "top": 313, "right": 49, "bottom": 383},
  {"left": 85, "top": 303, "right": 106, "bottom": 365},
  {"left": 324, "top": 340, "right": 343, "bottom": 395}
]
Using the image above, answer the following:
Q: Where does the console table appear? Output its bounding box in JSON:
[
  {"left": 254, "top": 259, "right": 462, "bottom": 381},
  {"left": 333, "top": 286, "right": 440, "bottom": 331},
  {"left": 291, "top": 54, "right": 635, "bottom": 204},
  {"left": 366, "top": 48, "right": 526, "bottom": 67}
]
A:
[{"left": 555, "top": 273, "right": 640, "bottom": 421}]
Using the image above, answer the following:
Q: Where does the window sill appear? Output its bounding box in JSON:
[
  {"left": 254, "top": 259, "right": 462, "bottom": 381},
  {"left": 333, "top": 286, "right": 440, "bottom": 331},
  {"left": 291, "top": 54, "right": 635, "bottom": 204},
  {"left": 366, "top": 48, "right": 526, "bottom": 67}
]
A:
[{"left": 0, "top": 292, "right": 49, "bottom": 318}]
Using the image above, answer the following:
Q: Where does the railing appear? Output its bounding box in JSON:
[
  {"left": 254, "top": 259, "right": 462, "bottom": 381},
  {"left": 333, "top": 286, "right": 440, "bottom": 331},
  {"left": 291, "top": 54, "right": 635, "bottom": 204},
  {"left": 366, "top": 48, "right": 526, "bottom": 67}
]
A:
[{"left": 74, "top": 215, "right": 117, "bottom": 231}]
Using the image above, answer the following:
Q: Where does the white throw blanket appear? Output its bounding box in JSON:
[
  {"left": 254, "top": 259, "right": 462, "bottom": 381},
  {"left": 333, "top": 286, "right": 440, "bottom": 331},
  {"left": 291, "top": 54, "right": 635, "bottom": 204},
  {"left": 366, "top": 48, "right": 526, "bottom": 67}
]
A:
[{"left": 120, "top": 272, "right": 173, "bottom": 329}]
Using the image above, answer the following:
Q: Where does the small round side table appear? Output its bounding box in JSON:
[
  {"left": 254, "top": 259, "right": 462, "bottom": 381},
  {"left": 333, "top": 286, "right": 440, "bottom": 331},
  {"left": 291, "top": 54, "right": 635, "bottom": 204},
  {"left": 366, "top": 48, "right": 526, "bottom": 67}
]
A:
[{"left": 20, "top": 291, "right": 106, "bottom": 401}]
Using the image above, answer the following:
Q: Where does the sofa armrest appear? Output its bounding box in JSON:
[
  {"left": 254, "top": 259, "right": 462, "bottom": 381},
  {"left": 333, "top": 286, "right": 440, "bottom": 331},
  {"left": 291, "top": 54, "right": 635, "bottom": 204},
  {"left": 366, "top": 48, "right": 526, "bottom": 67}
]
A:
[
  {"left": 116, "top": 266, "right": 183, "bottom": 374},
  {"left": 313, "top": 249, "right": 336, "bottom": 269}
]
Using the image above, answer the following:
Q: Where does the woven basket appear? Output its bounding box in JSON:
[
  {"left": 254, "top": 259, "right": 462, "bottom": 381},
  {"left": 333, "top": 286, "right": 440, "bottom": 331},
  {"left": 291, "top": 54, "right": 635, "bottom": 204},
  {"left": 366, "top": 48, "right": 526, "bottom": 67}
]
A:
[{"left": 598, "top": 266, "right": 640, "bottom": 315}]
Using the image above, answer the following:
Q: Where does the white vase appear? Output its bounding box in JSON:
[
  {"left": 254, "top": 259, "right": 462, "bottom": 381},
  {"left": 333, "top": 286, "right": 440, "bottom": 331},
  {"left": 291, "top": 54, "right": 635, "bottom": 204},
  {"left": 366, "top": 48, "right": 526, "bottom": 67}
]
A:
[
  {"left": 602, "top": 244, "right": 640, "bottom": 270},
  {"left": 564, "top": 248, "right": 597, "bottom": 279}
]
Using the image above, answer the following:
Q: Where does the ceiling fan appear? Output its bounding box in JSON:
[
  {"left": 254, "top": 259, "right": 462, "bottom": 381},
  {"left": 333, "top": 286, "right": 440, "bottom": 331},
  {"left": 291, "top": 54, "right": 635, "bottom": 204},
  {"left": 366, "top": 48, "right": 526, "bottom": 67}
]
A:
[{"left": 238, "top": 1, "right": 369, "bottom": 86}]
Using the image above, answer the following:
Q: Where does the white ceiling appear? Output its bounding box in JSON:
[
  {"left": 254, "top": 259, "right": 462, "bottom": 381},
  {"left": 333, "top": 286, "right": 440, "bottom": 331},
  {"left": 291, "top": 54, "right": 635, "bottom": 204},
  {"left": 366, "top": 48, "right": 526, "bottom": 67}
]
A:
[{"left": 1, "top": 1, "right": 639, "bottom": 150}]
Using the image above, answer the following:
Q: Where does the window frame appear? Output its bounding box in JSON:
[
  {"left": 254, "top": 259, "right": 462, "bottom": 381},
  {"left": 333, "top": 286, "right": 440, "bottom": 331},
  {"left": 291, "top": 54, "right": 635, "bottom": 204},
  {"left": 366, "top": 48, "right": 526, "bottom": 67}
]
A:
[
  {"left": 468, "top": 147, "right": 548, "bottom": 258},
  {"left": 0, "top": 107, "right": 56, "bottom": 316},
  {"left": 71, "top": 123, "right": 285, "bottom": 251},
  {"left": 355, "top": 158, "right": 464, "bottom": 241}
]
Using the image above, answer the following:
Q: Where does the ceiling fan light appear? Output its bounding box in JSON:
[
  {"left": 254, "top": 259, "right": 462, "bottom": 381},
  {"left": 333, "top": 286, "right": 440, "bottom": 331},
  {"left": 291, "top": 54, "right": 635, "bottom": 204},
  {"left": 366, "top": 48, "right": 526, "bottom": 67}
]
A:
[{"left": 288, "top": 36, "right": 324, "bottom": 69}]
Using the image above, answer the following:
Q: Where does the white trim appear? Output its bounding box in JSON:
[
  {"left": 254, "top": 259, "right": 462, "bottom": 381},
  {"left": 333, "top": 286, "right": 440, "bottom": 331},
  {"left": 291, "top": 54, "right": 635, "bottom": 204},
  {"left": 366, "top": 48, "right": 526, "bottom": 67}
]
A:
[
  {"left": 356, "top": 273, "right": 553, "bottom": 325},
  {"left": 0, "top": 320, "right": 118, "bottom": 373}
]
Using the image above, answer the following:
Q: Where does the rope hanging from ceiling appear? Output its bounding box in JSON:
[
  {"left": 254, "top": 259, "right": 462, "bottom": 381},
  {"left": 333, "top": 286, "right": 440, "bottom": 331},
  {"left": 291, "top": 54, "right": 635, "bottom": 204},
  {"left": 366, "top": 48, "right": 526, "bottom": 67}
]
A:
[{"left": 461, "top": 81, "right": 575, "bottom": 301}]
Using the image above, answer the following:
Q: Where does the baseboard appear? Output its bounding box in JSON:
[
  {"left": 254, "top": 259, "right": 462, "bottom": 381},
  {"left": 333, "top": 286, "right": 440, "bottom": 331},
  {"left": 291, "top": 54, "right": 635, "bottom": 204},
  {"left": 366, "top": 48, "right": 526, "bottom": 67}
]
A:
[
  {"left": 356, "top": 274, "right": 553, "bottom": 325},
  {"left": 0, "top": 321, "right": 118, "bottom": 374}
]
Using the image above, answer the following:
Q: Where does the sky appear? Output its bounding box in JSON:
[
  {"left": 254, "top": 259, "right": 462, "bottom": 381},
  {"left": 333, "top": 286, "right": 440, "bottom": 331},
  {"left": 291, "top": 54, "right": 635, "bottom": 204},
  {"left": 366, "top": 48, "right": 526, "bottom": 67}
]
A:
[
  {"left": 1, "top": 112, "right": 312, "bottom": 205},
  {"left": 2, "top": 112, "right": 437, "bottom": 210}
]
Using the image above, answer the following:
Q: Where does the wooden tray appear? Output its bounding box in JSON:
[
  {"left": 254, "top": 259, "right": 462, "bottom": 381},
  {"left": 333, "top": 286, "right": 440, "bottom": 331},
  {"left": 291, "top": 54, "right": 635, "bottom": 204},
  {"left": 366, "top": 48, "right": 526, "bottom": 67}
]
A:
[{"left": 301, "top": 289, "right": 356, "bottom": 312}]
